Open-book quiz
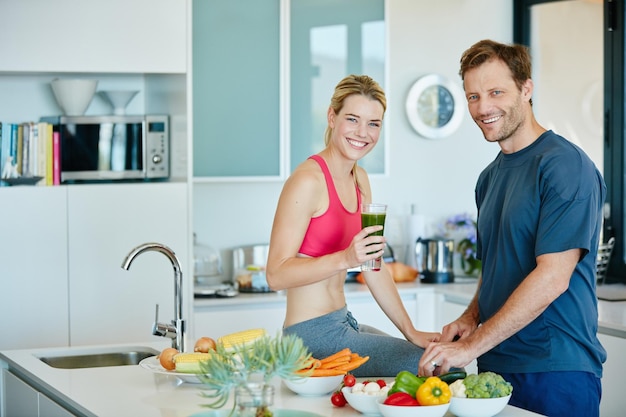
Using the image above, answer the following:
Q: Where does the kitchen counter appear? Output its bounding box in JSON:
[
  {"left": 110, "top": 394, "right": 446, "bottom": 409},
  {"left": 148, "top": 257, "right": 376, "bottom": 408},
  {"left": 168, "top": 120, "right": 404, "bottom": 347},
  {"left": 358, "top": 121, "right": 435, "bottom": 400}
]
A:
[
  {"left": 0, "top": 342, "right": 542, "bottom": 417},
  {"left": 195, "top": 280, "right": 626, "bottom": 339},
  {"left": 3, "top": 280, "right": 623, "bottom": 417}
]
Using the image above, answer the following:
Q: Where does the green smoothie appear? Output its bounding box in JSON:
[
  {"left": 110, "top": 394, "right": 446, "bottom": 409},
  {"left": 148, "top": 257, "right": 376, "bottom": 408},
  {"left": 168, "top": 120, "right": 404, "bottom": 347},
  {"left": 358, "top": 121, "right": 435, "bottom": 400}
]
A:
[{"left": 361, "top": 212, "right": 386, "bottom": 234}]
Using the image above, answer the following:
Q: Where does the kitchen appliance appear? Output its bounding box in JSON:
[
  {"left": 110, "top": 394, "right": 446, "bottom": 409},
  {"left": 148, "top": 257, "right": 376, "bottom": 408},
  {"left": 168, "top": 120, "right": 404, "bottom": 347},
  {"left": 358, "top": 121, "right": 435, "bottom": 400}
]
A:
[
  {"left": 232, "top": 244, "right": 272, "bottom": 293},
  {"left": 193, "top": 234, "right": 237, "bottom": 298},
  {"left": 415, "top": 237, "right": 455, "bottom": 283},
  {"left": 40, "top": 115, "right": 169, "bottom": 183}
]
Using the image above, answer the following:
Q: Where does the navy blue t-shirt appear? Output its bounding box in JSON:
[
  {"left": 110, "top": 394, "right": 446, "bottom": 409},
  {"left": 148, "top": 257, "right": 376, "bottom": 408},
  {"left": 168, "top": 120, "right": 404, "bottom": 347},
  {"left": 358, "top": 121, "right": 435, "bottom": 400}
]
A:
[{"left": 475, "top": 130, "right": 606, "bottom": 377}]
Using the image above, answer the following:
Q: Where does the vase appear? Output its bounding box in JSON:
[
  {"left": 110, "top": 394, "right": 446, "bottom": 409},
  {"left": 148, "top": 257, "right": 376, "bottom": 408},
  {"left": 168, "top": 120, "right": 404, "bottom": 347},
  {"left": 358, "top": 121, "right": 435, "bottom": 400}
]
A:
[{"left": 234, "top": 382, "right": 274, "bottom": 417}]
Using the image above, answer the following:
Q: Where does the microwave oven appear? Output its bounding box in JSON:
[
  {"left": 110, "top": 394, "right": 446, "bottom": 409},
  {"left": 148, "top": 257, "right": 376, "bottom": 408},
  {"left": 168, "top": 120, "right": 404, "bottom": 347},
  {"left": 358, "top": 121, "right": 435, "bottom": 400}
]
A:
[{"left": 40, "top": 115, "right": 169, "bottom": 183}]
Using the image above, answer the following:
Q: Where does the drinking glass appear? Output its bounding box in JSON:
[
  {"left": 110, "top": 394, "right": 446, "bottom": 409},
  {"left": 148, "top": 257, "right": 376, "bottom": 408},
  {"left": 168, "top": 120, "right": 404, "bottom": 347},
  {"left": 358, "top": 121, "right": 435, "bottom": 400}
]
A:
[{"left": 361, "top": 203, "right": 387, "bottom": 271}]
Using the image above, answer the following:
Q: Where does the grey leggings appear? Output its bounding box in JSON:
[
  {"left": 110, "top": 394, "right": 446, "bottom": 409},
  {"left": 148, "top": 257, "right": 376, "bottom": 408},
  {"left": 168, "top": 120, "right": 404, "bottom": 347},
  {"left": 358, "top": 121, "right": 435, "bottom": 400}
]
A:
[{"left": 283, "top": 306, "right": 425, "bottom": 377}]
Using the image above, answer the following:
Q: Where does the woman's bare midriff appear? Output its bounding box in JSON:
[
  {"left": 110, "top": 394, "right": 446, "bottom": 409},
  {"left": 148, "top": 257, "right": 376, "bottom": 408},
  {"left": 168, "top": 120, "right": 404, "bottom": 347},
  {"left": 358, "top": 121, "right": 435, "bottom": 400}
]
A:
[{"left": 283, "top": 271, "right": 348, "bottom": 328}]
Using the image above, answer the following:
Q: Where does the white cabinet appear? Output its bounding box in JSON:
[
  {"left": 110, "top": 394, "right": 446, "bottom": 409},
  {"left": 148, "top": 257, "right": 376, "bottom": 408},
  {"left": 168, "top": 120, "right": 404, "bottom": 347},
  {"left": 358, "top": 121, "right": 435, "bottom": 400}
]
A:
[
  {"left": 2, "top": 369, "right": 75, "bottom": 417},
  {"left": 347, "top": 293, "right": 419, "bottom": 338},
  {"left": 194, "top": 301, "right": 286, "bottom": 340},
  {"left": 39, "top": 394, "right": 75, "bottom": 417},
  {"left": 0, "top": 0, "right": 186, "bottom": 74},
  {"left": 2, "top": 369, "right": 38, "bottom": 417},
  {"left": 0, "top": 187, "right": 69, "bottom": 350},
  {"left": 193, "top": 290, "right": 432, "bottom": 343},
  {"left": 0, "top": 183, "right": 191, "bottom": 350},
  {"left": 598, "top": 332, "right": 626, "bottom": 417},
  {"left": 67, "top": 183, "right": 190, "bottom": 346}
]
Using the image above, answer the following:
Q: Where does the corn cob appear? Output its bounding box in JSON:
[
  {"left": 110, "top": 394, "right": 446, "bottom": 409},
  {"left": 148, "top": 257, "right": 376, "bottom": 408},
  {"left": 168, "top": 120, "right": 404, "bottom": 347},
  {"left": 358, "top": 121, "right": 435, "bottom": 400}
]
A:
[
  {"left": 217, "top": 328, "right": 267, "bottom": 351},
  {"left": 173, "top": 352, "right": 211, "bottom": 373}
]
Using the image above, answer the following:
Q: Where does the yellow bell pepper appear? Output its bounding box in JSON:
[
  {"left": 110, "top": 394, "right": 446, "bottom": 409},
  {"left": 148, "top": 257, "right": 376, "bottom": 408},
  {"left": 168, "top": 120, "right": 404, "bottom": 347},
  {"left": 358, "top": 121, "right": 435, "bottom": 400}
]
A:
[{"left": 416, "top": 376, "right": 451, "bottom": 405}]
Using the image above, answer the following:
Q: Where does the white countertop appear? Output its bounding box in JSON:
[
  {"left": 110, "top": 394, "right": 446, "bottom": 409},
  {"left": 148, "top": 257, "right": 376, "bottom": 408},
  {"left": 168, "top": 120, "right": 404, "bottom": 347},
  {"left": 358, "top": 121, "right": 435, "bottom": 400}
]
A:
[
  {"left": 0, "top": 342, "right": 542, "bottom": 417},
  {"left": 3, "top": 279, "right": 623, "bottom": 417}
]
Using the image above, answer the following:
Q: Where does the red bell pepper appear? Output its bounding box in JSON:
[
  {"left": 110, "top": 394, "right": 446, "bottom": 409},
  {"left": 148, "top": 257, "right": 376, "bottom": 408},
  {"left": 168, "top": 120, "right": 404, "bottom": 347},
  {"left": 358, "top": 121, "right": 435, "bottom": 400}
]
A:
[{"left": 383, "top": 392, "right": 420, "bottom": 406}]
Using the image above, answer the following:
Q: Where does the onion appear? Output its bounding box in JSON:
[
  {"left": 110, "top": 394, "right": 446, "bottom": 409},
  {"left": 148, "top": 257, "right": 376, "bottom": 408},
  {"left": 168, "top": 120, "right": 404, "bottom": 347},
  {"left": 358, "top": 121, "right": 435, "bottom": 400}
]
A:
[
  {"left": 194, "top": 336, "right": 217, "bottom": 353},
  {"left": 159, "top": 347, "right": 179, "bottom": 371}
]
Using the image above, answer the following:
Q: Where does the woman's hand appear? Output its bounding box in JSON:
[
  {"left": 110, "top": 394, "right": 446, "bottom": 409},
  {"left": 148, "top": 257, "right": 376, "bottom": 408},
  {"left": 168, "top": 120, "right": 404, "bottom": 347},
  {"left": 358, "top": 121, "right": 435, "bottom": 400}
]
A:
[
  {"left": 407, "top": 329, "right": 442, "bottom": 348},
  {"left": 344, "top": 225, "right": 386, "bottom": 269}
]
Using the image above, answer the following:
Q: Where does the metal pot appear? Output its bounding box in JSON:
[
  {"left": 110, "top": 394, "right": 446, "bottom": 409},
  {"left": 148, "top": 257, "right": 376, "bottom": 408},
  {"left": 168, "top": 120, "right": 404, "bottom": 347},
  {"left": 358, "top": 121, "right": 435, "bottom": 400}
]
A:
[{"left": 415, "top": 238, "right": 455, "bottom": 283}]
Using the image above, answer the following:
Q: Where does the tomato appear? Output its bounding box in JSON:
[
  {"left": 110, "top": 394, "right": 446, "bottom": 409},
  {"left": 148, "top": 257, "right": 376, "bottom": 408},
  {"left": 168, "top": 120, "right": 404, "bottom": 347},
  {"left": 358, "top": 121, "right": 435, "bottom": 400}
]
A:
[
  {"left": 376, "top": 379, "right": 387, "bottom": 388},
  {"left": 331, "top": 391, "right": 347, "bottom": 407},
  {"left": 343, "top": 374, "right": 356, "bottom": 388}
]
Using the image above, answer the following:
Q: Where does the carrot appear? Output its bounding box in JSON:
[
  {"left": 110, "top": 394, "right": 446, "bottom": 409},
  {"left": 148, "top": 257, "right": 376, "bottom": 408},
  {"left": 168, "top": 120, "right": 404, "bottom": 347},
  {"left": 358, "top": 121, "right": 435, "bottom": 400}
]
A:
[
  {"left": 319, "top": 348, "right": 351, "bottom": 364},
  {"left": 335, "top": 355, "right": 370, "bottom": 372},
  {"left": 319, "top": 355, "right": 351, "bottom": 369},
  {"left": 309, "top": 368, "right": 346, "bottom": 376}
]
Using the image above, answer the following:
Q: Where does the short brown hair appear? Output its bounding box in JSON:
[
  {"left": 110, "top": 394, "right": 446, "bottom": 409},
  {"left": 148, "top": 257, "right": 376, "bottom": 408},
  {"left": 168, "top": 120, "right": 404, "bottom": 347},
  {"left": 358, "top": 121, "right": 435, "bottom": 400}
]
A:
[{"left": 459, "top": 39, "right": 532, "bottom": 100}]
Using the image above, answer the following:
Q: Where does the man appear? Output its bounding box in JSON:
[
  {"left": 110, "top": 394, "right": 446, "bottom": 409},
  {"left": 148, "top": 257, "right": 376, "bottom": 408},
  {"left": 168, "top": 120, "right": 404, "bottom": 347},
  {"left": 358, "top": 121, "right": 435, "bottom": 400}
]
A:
[{"left": 418, "top": 39, "right": 606, "bottom": 417}]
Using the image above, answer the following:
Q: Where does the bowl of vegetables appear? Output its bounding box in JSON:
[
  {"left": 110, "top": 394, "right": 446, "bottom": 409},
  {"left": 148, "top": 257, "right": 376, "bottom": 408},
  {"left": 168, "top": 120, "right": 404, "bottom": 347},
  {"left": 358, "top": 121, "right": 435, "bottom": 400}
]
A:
[
  {"left": 448, "top": 372, "right": 513, "bottom": 417},
  {"left": 341, "top": 378, "right": 390, "bottom": 415},
  {"left": 375, "top": 371, "right": 456, "bottom": 417},
  {"left": 376, "top": 397, "right": 449, "bottom": 417},
  {"left": 283, "top": 375, "right": 344, "bottom": 397}
]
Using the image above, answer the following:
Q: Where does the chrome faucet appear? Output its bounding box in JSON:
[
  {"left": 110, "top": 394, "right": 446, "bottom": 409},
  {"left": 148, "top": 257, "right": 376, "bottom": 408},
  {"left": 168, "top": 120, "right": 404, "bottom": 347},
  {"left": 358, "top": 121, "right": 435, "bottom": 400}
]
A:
[{"left": 121, "top": 242, "right": 186, "bottom": 352}]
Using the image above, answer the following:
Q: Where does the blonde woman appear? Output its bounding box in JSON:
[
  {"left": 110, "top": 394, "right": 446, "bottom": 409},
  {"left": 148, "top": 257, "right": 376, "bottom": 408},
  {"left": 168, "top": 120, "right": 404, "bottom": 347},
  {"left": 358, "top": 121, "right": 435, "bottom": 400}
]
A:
[{"left": 266, "top": 74, "right": 439, "bottom": 377}]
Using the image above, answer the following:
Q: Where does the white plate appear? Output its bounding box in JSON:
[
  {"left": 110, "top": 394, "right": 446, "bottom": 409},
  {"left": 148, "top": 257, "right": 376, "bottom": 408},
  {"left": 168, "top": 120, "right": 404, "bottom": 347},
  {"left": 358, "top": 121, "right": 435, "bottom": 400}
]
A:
[{"left": 139, "top": 355, "right": 203, "bottom": 384}]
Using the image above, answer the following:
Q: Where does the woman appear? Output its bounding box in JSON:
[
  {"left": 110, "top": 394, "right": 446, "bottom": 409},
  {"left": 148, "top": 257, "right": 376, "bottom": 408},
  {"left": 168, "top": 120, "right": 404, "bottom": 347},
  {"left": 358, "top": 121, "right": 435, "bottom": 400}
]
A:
[{"left": 266, "top": 74, "right": 440, "bottom": 377}]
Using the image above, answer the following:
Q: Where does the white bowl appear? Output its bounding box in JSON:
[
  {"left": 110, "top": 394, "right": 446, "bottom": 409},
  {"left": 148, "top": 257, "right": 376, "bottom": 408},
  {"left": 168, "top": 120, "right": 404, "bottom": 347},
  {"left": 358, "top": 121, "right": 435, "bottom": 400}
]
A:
[
  {"left": 99, "top": 90, "right": 139, "bottom": 115},
  {"left": 282, "top": 375, "right": 343, "bottom": 397},
  {"left": 448, "top": 394, "right": 512, "bottom": 417},
  {"left": 342, "top": 386, "right": 386, "bottom": 415},
  {"left": 376, "top": 397, "right": 449, "bottom": 417},
  {"left": 51, "top": 78, "right": 98, "bottom": 116}
]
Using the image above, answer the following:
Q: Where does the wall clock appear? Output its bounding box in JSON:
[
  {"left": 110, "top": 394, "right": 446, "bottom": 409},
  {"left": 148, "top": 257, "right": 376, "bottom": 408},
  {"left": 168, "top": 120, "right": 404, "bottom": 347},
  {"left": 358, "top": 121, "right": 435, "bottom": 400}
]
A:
[{"left": 405, "top": 74, "right": 465, "bottom": 139}]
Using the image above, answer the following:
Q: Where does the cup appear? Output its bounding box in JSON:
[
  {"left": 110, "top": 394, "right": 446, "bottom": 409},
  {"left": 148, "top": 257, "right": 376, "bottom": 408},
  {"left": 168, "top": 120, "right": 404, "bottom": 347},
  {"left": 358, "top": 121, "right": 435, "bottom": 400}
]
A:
[{"left": 361, "top": 203, "right": 387, "bottom": 271}]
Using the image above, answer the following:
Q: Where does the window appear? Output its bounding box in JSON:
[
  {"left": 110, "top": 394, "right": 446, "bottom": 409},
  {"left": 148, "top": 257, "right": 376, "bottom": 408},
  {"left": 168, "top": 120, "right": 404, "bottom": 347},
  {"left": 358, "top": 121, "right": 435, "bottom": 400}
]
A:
[{"left": 514, "top": 0, "right": 625, "bottom": 282}]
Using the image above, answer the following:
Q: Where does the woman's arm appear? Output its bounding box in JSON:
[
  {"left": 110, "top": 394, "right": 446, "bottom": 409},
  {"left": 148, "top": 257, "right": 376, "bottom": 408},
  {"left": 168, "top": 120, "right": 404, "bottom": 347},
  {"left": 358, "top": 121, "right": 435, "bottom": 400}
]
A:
[
  {"left": 364, "top": 265, "right": 441, "bottom": 347},
  {"left": 266, "top": 163, "right": 378, "bottom": 290}
]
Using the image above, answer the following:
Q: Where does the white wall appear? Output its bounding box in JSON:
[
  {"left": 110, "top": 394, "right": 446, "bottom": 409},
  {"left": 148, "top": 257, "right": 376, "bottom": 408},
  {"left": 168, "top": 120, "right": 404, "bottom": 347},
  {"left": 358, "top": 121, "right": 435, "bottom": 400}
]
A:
[{"left": 193, "top": 0, "right": 512, "bottom": 272}]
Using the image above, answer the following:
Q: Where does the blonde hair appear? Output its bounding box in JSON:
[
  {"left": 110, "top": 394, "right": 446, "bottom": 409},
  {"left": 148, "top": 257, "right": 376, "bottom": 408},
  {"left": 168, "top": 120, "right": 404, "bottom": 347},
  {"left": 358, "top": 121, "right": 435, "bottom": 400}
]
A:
[{"left": 324, "top": 74, "right": 386, "bottom": 189}]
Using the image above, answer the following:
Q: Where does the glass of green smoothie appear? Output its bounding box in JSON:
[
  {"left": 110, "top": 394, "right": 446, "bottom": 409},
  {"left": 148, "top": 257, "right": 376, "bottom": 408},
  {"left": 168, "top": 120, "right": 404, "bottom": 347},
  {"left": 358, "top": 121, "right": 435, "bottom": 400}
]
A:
[{"left": 361, "top": 203, "right": 387, "bottom": 271}]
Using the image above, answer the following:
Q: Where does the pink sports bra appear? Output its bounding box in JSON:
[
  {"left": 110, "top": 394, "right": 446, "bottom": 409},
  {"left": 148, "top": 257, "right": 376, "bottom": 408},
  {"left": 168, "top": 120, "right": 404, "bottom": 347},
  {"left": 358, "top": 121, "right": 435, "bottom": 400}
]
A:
[{"left": 298, "top": 155, "right": 362, "bottom": 257}]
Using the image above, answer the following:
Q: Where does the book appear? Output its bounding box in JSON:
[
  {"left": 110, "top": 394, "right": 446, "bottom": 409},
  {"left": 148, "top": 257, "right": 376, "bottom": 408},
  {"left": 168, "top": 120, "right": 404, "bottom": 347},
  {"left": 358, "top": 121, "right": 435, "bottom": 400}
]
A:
[
  {"left": 52, "top": 130, "right": 60, "bottom": 185},
  {"left": 45, "top": 123, "right": 53, "bottom": 186}
]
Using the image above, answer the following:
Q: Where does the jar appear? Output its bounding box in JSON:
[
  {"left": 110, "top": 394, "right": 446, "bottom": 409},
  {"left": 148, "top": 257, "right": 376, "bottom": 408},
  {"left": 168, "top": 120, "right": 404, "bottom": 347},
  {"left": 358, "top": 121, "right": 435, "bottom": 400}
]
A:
[
  {"left": 234, "top": 382, "right": 274, "bottom": 417},
  {"left": 193, "top": 233, "right": 223, "bottom": 286}
]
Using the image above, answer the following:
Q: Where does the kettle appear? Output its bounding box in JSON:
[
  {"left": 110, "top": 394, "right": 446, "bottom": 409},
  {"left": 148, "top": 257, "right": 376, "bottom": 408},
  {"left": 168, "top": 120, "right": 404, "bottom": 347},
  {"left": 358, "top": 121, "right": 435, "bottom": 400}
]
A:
[{"left": 414, "top": 237, "right": 455, "bottom": 283}]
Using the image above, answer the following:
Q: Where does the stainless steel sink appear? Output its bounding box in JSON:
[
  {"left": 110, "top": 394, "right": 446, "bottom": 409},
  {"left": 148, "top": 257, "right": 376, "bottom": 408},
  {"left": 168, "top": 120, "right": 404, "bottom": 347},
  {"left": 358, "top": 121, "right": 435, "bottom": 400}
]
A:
[{"left": 38, "top": 347, "right": 159, "bottom": 369}]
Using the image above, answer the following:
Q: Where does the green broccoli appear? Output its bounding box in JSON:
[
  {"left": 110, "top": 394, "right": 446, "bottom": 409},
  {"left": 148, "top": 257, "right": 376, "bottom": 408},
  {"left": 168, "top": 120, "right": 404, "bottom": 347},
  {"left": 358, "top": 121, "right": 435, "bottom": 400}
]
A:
[{"left": 462, "top": 372, "right": 513, "bottom": 398}]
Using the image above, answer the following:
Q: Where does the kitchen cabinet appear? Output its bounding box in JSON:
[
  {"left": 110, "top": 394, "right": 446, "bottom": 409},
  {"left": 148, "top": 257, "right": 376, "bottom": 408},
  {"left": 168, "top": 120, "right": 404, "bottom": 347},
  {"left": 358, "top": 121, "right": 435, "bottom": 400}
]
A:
[
  {"left": 0, "top": 0, "right": 186, "bottom": 74},
  {"left": 67, "top": 183, "right": 190, "bottom": 346},
  {"left": 193, "top": 288, "right": 434, "bottom": 343},
  {"left": 598, "top": 332, "right": 626, "bottom": 417},
  {"left": 192, "top": 0, "right": 281, "bottom": 178},
  {"left": 0, "top": 183, "right": 191, "bottom": 350},
  {"left": 347, "top": 292, "right": 420, "bottom": 338},
  {"left": 194, "top": 299, "right": 286, "bottom": 339},
  {"left": 2, "top": 369, "right": 74, "bottom": 417},
  {"left": 0, "top": 187, "right": 69, "bottom": 350},
  {"left": 39, "top": 394, "right": 75, "bottom": 417},
  {"left": 191, "top": 0, "right": 385, "bottom": 180}
]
